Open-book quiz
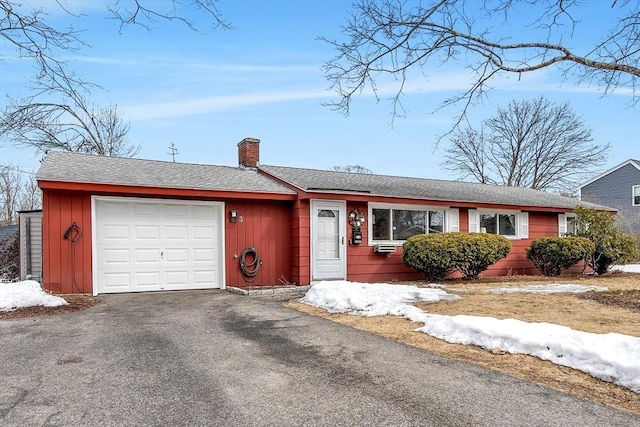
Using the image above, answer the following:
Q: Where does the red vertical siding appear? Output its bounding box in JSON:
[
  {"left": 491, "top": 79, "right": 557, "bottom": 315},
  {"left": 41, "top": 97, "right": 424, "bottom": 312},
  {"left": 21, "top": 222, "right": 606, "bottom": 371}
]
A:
[
  {"left": 290, "top": 200, "right": 310, "bottom": 285},
  {"left": 224, "top": 199, "right": 292, "bottom": 287},
  {"left": 42, "top": 189, "right": 93, "bottom": 294},
  {"left": 483, "top": 211, "right": 559, "bottom": 276}
]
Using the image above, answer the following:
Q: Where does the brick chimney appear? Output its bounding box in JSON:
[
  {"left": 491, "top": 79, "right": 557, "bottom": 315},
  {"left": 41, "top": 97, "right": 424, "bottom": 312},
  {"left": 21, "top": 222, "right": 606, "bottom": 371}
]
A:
[{"left": 238, "top": 137, "right": 260, "bottom": 169}]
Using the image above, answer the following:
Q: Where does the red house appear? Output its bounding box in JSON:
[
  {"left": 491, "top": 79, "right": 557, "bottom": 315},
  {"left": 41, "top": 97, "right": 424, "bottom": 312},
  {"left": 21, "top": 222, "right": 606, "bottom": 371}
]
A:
[{"left": 36, "top": 138, "right": 609, "bottom": 295}]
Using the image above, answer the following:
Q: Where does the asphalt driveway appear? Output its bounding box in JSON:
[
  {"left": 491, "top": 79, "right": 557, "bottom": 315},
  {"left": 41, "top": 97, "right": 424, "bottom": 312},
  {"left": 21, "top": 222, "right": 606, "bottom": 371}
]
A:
[{"left": 1, "top": 290, "right": 638, "bottom": 427}]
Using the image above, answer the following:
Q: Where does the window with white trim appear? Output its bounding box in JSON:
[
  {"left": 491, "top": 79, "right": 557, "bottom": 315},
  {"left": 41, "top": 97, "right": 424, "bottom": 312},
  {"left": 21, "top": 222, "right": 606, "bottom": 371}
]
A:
[
  {"left": 558, "top": 213, "right": 577, "bottom": 236},
  {"left": 369, "top": 204, "right": 456, "bottom": 243},
  {"left": 468, "top": 209, "right": 529, "bottom": 239},
  {"left": 633, "top": 185, "right": 640, "bottom": 206}
]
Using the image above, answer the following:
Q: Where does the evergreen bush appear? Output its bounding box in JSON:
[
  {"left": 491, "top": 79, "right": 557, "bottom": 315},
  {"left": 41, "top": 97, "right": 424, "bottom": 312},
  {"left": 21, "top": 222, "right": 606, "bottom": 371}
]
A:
[
  {"left": 403, "top": 232, "right": 511, "bottom": 280},
  {"left": 573, "top": 206, "right": 639, "bottom": 274},
  {"left": 526, "top": 236, "right": 594, "bottom": 276}
]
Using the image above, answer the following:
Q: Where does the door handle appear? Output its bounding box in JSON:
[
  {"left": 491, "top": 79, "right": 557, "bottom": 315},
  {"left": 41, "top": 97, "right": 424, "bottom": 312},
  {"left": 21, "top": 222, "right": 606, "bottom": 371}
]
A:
[{"left": 342, "top": 236, "right": 345, "bottom": 244}]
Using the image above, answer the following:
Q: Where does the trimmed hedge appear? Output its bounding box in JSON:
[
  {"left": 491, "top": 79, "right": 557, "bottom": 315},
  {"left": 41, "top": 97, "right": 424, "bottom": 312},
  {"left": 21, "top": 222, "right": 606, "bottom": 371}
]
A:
[
  {"left": 403, "top": 232, "right": 511, "bottom": 280},
  {"left": 526, "top": 236, "right": 594, "bottom": 276}
]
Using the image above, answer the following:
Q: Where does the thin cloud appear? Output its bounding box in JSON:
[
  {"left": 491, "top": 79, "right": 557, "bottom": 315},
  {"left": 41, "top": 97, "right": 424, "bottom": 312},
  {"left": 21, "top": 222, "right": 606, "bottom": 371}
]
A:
[{"left": 124, "top": 88, "right": 333, "bottom": 121}]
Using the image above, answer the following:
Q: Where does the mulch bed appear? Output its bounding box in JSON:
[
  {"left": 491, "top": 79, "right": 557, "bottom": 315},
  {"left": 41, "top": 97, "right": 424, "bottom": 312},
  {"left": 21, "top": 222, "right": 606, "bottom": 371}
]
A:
[
  {"left": 578, "top": 290, "right": 640, "bottom": 312},
  {"left": 0, "top": 294, "right": 99, "bottom": 319}
]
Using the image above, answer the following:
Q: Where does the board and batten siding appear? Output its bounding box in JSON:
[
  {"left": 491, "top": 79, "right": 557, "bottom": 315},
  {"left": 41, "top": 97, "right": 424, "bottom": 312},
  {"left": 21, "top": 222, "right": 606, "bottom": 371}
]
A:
[
  {"left": 42, "top": 190, "right": 93, "bottom": 293},
  {"left": 19, "top": 210, "right": 43, "bottom": 283},
  {"left": 224, "top": 199, "right": 292, "bottom": 287}
]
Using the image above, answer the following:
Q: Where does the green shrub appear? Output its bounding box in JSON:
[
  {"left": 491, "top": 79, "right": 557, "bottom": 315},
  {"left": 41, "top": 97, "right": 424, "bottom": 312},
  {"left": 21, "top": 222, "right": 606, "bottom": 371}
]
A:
[
  {"left": 526, "top": 236, "right": 595, "bottom": 276},
  {"left": 452, "top": 233, "right": 512, "bottom": 279},
  {"left": 403, "top": 232, "right": 511, "bottom": 280},
  {"left": 402, "top": 233, "right": 456, "bottom": 280},
  {"left": 573, "top": 206, "right": 640, "bottom": 274}
]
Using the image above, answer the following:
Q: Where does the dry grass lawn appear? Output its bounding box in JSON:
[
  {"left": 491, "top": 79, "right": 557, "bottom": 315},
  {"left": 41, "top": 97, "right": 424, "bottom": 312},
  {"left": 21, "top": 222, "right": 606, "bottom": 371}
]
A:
[{"left": 283, "top": 272, "right": 640, "bottom": 416}]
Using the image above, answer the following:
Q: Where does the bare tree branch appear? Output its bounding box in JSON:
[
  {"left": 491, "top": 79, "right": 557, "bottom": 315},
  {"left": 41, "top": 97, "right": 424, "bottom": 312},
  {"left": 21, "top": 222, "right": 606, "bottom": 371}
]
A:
[
  {"left": 0, "top": 97, "right": 139, "bottom": 157},
  {"left": 323, "top": 0, "right": 640, "bottom": 123},
  {"left": 442, "top": 96, "right": 610, "bottom": 193},
  {"left": 107, "top": 0, "right": 230, "bottom": 32}
]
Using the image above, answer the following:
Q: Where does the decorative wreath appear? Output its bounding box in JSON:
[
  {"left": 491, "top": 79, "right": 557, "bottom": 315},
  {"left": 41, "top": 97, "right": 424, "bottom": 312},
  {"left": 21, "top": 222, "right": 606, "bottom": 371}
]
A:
[{"left": 348, "top": 209, "right": 366, "bottom": 228}]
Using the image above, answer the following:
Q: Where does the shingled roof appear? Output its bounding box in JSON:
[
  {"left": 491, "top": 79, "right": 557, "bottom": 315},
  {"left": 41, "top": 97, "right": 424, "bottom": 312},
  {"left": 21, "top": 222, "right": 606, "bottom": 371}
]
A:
[
  {"left": 259, "top": 164, "right": 611, "bottom": 211},
  {"left": 36, "top": 151, "right": 612, "bottom": 211},
  {"left": 37, "top": 152, "right": 296, "bottom": 195}
]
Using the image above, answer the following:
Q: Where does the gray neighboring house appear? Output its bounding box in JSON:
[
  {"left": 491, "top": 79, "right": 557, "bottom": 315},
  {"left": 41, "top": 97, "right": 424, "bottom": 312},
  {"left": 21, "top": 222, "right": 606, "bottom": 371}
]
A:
[{"left": 578, "top": 159, "right": 640, "bottom": 233}]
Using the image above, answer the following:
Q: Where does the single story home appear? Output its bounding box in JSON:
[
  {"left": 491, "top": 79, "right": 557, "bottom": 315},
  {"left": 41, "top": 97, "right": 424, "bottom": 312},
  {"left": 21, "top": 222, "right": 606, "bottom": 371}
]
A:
[{"left": 36, "top": 138, "right": 610, "bottom": 295}]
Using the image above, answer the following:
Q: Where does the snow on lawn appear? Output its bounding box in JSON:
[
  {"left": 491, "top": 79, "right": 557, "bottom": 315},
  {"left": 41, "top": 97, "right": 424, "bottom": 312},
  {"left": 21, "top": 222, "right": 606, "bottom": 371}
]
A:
[
  {"left": 301, "top": 281, "right": 640, "bottom": 394},
  {"left": 613, "top": 264, "right": 640, "bottom": 273},
  {"left": 0, "top": 280, "right": 68, "bottom": 312},
  {"left": 488, "top": 284, "right": 607, "bottom": 294}
]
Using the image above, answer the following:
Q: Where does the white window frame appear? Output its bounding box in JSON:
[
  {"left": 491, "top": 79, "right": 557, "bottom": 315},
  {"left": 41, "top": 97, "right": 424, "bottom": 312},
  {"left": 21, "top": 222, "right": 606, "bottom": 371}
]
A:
[
  {"left": 558, "top": 213, "right": 577, "bottom": 236},
  {"left": 469, "top": 209, "right": 529, "bottom": 239},
  {"left": 367, "top": 203, "right": 458, "bottom": 245},
  {"left": 633, "top": 185, "right": 640, "bottom": 206}
]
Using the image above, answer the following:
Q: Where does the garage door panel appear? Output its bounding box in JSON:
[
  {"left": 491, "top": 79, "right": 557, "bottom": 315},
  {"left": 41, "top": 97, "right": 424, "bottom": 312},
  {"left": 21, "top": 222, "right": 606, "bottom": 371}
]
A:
[
  {"left": 165, "top": 248, "right": 188, "bottom": 263},
  {"left": 194, "top": 248, "right": 216, "bottom": 262},
  {"left": 193, "top": 225, "right": 216, "bottom": 240},
  {"left": 102, "top": 201, "right": 130, "bottom": 216},
  {"left": 103, "top": 224, "right": 130, "bottom": 240},
  {"left": 136, "top": 272, "right": 161, "bottom": 287},
  {"left": 103, "top": 272, "right": 131, "bottom": 288},
  {"left": 135, "top": 225, "right": 160, "bottom": 240},
  {"left": 135, "top": 249, "right": 161, "bottom": 264},
  {"left": 193, "top": 270, "right": 218, "bottom": 285},
  {"left": 166, "top": 271, "right": 189, "bottom": 286},
  {"left": 103, "top": 249, "right": 130, "bottom": 265},
  {"left": 192, "top": 205, "right": 217, "bottom": 218},
  {"left": 165, "top": 204, "right": 188, "bottom": 217},
  {"left": 134, "top": 202, "right": 160, "bottom": 217},
  {"left": 166, "top": 225, "right": 188, "bottom": 240},
  {"left": 95, "top": 198, "right": 224, "bottom": 294}
]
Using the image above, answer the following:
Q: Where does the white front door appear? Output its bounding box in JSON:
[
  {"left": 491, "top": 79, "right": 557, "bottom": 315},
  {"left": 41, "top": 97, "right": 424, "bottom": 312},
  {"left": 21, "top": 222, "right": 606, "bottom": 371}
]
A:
[{"left": 311, "top": 200, "right": 346, "bottom": 280}]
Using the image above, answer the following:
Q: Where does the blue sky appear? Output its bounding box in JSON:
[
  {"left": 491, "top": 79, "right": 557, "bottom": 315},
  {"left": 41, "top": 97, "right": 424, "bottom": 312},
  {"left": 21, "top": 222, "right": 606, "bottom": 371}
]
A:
[{"left": 2, "top": 0, "right": 639, "bottom": 183}]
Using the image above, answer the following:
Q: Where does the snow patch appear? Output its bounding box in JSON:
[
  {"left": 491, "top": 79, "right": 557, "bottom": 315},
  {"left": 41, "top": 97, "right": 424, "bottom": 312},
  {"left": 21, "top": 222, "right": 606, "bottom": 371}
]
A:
[
  {"left": 488, "top": 284, "right": 608, "bottom": 294},
  {"left": 301, "top": 280, "right": 640, "bottom": 394},
  {"left": 0, "top": 281, "right": 68, "bottom": 312}
]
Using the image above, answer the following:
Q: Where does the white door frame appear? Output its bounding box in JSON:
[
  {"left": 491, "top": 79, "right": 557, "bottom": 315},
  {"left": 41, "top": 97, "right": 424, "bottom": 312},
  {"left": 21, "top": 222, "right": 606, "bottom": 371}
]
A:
[
  {"left": 91, "top": 195, "right": 225, "bottom": 295},
  {"left": 310, "top": 200, "right": 346, "bottom": 281}
]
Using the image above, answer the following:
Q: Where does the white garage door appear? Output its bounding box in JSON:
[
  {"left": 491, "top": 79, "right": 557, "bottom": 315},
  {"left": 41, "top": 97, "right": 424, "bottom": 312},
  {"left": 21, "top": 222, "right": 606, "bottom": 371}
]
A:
[{"left": 93, "top": 197, "right": 224, "bottom": 294}]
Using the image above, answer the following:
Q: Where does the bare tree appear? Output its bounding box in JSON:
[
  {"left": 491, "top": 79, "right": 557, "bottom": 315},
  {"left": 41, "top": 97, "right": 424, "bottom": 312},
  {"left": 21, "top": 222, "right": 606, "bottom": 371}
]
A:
[
  {"left": 0, "top": 166, "right": 22, "bottom": 225},
  {"left": 1, "top": 1, "right": 229, "bottom": 157},
  {"left": 323, "top": 0, "right": 640, "bottom": 122},
  {"left": 332, "top": 164, "right": 374, "bottom": 174},
  {"left": 1, "top": 94, "right": 138, "bottom": 157},
  {"left": 442, "top": 96, "right": 609, "bottom": 192},
  {"left": 19, "top": 174, "right": 42, "bottom": 212}
]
